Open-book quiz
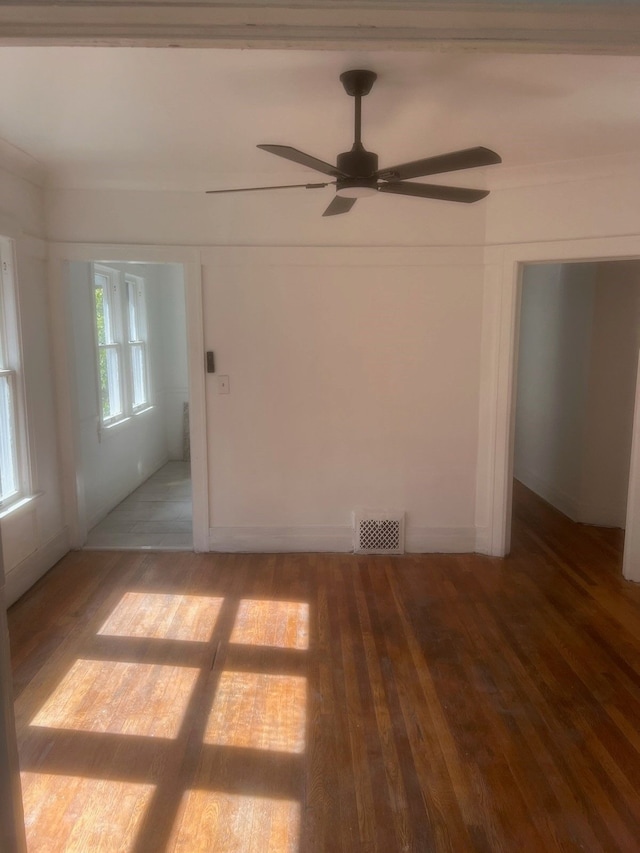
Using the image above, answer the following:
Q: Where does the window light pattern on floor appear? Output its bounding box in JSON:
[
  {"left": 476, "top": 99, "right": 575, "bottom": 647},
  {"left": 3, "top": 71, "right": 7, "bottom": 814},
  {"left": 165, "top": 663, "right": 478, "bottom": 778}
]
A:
[
  {"left": 169, "top": 791, "right": 300, "bottom": 853},
  {"left": 98, "top": 592, "right": 224, "bottom": 642},
  {"left": 21, "top": 773, "right": 155, "bottom": 853},
  {"left": 19, "top": 575, "right": 310, "bottom": 853},
  {"left": 230, "top": 599, "right": 309, "bottom": 650},
  {"left": 30, "top": 659, "right": 200, "bottom": 739}
]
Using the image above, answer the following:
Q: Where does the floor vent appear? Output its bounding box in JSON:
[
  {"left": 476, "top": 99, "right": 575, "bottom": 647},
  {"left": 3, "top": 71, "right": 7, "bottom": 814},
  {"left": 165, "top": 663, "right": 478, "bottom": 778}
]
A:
[{"left": 353, "top": 510, "right": 405, "bottom": 555}]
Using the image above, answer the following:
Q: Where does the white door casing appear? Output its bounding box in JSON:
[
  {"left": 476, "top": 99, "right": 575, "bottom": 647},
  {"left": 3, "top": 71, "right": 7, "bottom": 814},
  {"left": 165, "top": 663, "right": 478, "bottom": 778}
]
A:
[{"left": 478, "top": 235, "right": 640, "bottom": 582}]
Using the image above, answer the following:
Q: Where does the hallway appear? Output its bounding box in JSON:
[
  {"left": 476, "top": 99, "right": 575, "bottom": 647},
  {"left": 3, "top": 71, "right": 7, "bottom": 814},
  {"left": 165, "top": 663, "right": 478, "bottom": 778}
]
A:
[{"left": 84, "top": 461, "right": 192, "bottom": 550}]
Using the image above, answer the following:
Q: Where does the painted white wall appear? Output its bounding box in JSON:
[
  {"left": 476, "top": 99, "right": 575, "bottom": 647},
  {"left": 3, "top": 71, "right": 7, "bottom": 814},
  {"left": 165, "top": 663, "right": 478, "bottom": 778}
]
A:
[
  {"left": 69, "top": 261, "right": 188, "bottom": 530},
  {"left": 514, "top": 263, "right": 596, "bottom": 518},
  {"left": 486, "top": 167, "right": 640, "bottom": 246},
  {"left": 205, "top": 249, "right": 483, "bottom": 551},
  {"left": 45, "top": 186, "right": 487, "bottom": 248},
  {"left": 580, "top": 261, "right": 640, "bottom": 527},
  {"left": 154, "top": 264, "right": 189, "bottom": 460},
  {"left": 0, "top": 151, "right": 68, "bottom": 606}
]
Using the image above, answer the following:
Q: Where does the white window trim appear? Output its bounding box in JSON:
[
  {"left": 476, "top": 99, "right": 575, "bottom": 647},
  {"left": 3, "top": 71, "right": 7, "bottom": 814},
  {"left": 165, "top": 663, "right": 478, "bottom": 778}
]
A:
[
  {"left": 0, "top": 237, "right": 32, "bottom": 511},
  {"left": 91, "top": 263, "right": 152, "bottom": 433},
  {"left": 125, "top": 272, "right": 150, "bottom": 414}
]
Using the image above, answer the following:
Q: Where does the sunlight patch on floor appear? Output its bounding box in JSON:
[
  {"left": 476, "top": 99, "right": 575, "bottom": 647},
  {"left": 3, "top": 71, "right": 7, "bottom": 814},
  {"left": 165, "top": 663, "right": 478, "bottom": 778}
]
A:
[
  {"left": 205, "top": 672, "right": 307, "bottom": 753},
  {"left": 31, "top": 659, "right": 200, "bottom": 738},
  {"left": 169, "top": 789, "right": 300, "bottom": 853},
  {"left": 21, "top": 772, "right": 155, "bottom": 853},
  {"left": 230, "top": 600, "right": 309, "bottom": 650},
  {"left": 98, "top": 592, "right": 224, "bottom": 642}
]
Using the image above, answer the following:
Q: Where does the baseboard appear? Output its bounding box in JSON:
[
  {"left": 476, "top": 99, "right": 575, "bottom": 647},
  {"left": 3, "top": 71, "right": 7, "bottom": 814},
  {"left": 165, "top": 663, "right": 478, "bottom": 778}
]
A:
[
  {"left": 405, "top": 527, "right": 477, "bottom": 554},
  {"left": 209, "top": 526, "right": 352, "bottom": 552},
  {"left": 514, "top": 469, "right": 580, "bottom": 521},
  {"left": 209, "top": 525, "right": 477, "bottom": 554},
  {"left": 4, "top": 527, "right": 70, "bottom": 607},
  {"left": 87, "top": 454, "right": 170, "bottom": 531},
  {"left": 474, "top": 526, "right": 491, "bottom": 555}
]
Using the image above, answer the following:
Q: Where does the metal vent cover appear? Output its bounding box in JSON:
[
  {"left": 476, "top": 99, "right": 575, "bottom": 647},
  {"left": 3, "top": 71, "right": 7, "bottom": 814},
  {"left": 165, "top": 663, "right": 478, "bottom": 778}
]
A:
[{"left": 353, "top": 509, "right": 405, "bottom": 555}]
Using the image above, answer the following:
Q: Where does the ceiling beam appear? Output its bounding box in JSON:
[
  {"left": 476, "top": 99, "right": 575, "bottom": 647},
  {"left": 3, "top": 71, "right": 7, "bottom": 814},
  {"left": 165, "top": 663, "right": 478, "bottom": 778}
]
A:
[{"left": 2, "top": 2, "right": 640, "bottom": 54}]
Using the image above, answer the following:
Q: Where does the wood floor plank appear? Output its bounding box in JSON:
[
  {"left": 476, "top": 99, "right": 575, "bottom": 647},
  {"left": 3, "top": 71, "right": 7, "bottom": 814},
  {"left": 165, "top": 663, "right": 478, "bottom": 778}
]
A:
[{"left": 9, "top": 482, "right": 640, "bottom": 851}]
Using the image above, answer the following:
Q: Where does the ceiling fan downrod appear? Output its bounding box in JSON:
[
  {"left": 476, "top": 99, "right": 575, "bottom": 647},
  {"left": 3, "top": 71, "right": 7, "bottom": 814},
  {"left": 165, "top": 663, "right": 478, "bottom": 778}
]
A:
[{"left": 336, "top": 69, "right": 379, "bottom": 195}]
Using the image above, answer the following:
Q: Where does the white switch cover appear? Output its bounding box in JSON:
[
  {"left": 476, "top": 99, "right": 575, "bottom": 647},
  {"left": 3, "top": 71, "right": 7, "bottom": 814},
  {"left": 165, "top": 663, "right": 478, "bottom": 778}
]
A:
[{"left": 217, "top": 375, "right": 230, "bottom": 394}]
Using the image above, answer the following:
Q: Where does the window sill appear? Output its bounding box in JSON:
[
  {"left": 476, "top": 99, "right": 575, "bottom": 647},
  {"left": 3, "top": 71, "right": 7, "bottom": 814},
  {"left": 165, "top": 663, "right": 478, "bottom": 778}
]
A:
[
  {"left": 0, "top": 492, "right": 43, "bottom": 521},
  {"left": 100, "top": 406, "right": 156, "bottom": 438}
]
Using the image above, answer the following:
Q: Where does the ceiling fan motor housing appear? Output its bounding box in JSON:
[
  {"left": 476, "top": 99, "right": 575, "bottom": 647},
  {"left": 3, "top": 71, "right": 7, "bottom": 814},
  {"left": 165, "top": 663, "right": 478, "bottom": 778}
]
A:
[{"left": 335, "top": 147, "right": 379, "bottom": 196}]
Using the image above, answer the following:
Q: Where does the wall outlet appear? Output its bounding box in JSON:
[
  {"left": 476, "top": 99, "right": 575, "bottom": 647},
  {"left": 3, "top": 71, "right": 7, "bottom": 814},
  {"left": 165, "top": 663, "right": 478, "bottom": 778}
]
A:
[{"left": 217, "top": 375, "right": 230, "bottom": 394}]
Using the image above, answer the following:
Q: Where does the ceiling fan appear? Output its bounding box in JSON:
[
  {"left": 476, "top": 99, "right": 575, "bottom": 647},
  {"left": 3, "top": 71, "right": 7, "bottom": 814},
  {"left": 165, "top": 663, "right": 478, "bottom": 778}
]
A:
[{"left": 206, "top": 70, "right": 501, "bottom": 217}]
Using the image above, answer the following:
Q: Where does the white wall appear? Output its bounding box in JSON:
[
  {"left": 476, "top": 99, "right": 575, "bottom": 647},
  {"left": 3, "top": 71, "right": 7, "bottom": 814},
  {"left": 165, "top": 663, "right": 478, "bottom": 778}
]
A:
[
  {"left": 46, "top": 186, "right": 487, "bottom": 248},
  {"left": 154, "top": 264, "right": 189, "bottom": 460},
  {"left": 580, "top": 261, "right": 640, "bottom": 527},
  {"left": 486, "top": 166, "right": 640, "bottom": 246},
  {"left": 0, "top": 150, "right": 67, "bottom": 606},
  {"left": 514, "top": 263, "right": 596, "bottom": 518},
  {"left": 205, "top": 249, "right": 483, "bottom": 551},
  {"left": 69, "top": 261, "right": 188, "bottom": 530}
]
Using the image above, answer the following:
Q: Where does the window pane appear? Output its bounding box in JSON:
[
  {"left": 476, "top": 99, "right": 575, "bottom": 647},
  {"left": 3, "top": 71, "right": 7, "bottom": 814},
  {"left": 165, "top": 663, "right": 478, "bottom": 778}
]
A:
[
  {"left": 94, "top": 279, "right": 109, "bottom": 345},
  {"left": 127, "top": 280, "right": 139, "bottom": 342},
  {"left": 99, "top": 346, "right": 123, "bottom": 421},
  {"left": 130, "top": 343, "right": 147, "bottom": 408},
  {"left": 0, "top": 374, "right": 18, "bottom": 501}
]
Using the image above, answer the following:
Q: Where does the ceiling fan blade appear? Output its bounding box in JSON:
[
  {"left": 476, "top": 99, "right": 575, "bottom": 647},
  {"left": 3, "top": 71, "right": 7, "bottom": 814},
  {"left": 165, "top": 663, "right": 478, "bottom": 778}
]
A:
[
  {"left": 377, "top": 147, "right": 501, "bottom": 182},
  {"left": 206, "top": 182, "right": 331, "bottom": 194},
  {"left": 322, "top": 196, "right": 357, "bottom": 217},
  {"left": 378, "top": 182, "right": 489, "bottom": 203},
  {"left": 258, "top": 144, "right": 347, "bottom": 178}
]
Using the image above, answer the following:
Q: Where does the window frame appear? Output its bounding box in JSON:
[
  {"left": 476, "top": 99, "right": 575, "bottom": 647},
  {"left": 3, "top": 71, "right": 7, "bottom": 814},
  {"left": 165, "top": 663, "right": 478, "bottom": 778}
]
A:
[
  {"left": 125, "top": 272, "right": 150, "bottom": 414},
  {"left": 91, "top": 263, "right": 151, "bottom": 430},
  {"left": 0, "top": 237, "right": 31, "bottom": 510}
]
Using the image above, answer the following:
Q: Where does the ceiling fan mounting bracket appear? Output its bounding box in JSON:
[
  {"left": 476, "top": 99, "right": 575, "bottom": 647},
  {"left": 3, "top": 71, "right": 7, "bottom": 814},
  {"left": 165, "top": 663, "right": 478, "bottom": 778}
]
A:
[{"left": 340, "top": 69, "right": 377, "bottom": 98}]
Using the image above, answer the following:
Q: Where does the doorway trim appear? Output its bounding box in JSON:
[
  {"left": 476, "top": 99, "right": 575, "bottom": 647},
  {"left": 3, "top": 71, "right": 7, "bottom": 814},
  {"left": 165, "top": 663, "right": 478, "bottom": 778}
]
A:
[
  {"left": 478, "top": 234, "right": 640, "bottom": 581},
  {"left": 49, "top": 243, "right": 209, "bottom": 552}
]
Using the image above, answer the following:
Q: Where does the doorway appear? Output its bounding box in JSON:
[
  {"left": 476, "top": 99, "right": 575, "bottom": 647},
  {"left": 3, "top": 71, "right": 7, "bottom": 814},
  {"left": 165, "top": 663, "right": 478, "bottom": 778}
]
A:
[
  {"left": 513, "top": 260, "right": 640, "bottom": 554},
  {"left": 480, "top": 234, "right": 640, "bottom": 582},
  {"left": 71, "top": 260, "right": 191, "bottom": 549},
  {"left": 63, "top": 257, "right": 198, "bottom": 550}
]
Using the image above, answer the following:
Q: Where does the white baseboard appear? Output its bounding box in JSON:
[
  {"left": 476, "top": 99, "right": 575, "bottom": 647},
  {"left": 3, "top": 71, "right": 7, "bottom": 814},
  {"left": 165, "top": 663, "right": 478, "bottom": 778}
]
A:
[
  {"left": 209, "top": 526, "right": 352, "bottom": 552},
  {"left": 405, "top": 527, "right": 477, "bottom": 553},
  {"left": 209, "top": 524, "right": 477, "bottom": 554},
  {"left": 5, "top": 527, "right": 70, "bottom": 607},
  {"left": 474, "top": 526, "right": 491, "bottom": 555},
  {"left": 514, "top": 468, "right": 580, "bottom": 521},
  {"left": 87, "top": 454, "right": 170, "bottom": 531}
]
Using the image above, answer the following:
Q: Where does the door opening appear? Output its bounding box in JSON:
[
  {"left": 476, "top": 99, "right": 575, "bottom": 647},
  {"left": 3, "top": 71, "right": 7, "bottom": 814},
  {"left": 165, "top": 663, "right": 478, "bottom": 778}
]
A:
[
  {"left": 68, "top": 260, "right": 192, "bottom": 550},
  {"left": 512, "top": 260, "right": 640, "bottom": 572}
]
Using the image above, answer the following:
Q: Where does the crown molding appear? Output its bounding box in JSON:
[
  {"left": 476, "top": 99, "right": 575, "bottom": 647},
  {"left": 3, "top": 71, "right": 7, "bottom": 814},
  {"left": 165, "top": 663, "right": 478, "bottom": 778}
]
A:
[{"left": 2, "top": 2, "right": 640, "bottom": 53}]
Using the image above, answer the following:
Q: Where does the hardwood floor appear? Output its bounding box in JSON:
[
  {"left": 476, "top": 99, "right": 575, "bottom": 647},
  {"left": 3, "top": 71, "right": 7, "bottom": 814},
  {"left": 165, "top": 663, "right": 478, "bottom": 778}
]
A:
[{"left": 8, "top": 483, "right": 640, "bottom": 852}]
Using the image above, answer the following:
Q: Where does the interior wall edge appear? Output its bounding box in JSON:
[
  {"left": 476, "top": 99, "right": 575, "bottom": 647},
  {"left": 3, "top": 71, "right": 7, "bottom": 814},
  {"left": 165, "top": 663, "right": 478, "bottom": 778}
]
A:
[{"left": 3, "top": 527, "right": 69, "bottom": 609}]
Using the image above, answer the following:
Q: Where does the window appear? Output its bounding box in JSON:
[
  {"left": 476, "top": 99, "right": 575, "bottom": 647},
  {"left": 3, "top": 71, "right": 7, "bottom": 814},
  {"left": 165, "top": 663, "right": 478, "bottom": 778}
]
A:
[
  {"left": 126, "top": 274, "right": 149, "bottom": 411},
  {"left": 0, "top": 237, "right": 27, "bottom": 508},
  {"left": 92, "top": 264, "right": 150, "bottom": 427}
]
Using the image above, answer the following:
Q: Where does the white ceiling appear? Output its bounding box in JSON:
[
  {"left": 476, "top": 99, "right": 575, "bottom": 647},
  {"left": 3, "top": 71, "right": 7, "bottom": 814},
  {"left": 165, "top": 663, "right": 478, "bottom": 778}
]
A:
[{"left": 2, "top": 47, "right": 640, "bottom": 190}]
